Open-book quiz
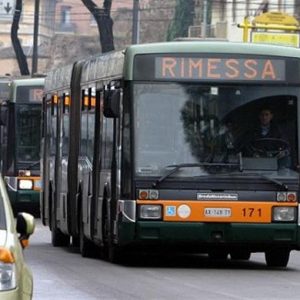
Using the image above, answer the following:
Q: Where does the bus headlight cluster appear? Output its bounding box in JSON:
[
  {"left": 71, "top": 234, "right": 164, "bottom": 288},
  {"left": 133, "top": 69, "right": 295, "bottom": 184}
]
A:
[
  {"left": 0, "top": 262, "right": 16, "bottom": 291},
  {"left": 272, "top": 207, "right": 296, "bottom": 222},
  {"left": 139, "top": 205, "right": 162, "bottom": 220},
  {"left": 277, "top": 192, "right": 297, "bottom": 202},
  {"left": 18, "top": 179, "right": 33, "bottom": 190},
  {"left": 138, "top": 189, "right": 159, "bottom": 200}
]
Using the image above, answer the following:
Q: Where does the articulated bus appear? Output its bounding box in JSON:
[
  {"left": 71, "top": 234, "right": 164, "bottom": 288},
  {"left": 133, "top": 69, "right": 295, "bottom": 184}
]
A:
[
  {"left": 42, "top": 41, "right": 300, "bottom": 267},
  {"left": 0, "top": 77, "right": 44, "bottom": 215}
]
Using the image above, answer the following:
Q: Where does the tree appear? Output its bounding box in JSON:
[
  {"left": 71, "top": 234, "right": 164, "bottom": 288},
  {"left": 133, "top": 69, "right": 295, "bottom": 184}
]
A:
[
  {"left": 166, "top": 0, "right": 195, "bottom": 41},
  {"left": 11, "top": 0, "right": 30, "bottom": 75},
  {"left": 81, "top": 0, "right": 114, "bottom": 53}
]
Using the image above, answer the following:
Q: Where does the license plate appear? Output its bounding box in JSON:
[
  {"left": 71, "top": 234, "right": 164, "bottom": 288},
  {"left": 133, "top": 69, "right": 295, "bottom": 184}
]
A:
[{"left": 204, "top": 208, "right": 231, "bottom": 217}]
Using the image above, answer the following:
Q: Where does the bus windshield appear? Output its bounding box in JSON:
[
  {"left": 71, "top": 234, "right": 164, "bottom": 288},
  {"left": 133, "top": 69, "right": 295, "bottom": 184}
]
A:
[
  {"left": 16, "top": 104, "right": 41, "bottom": 164},
  {"left": 134, "top": 82, "right": 299, "bottom": 179}
]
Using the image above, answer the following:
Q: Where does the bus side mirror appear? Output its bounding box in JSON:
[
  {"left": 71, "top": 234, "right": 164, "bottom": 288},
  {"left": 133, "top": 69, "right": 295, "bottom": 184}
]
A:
[{"left": 104, "top": 90, "right": 120, "bottom": 118}]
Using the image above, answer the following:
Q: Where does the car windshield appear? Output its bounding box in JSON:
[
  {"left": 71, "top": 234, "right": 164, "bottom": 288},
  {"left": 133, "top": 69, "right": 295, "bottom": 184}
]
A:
[
  {"left": 133, "top": 82, "right": 299, "bottom": 180},
  {"left": 16, "top": 104, "right": 41, "bottom": 164}
]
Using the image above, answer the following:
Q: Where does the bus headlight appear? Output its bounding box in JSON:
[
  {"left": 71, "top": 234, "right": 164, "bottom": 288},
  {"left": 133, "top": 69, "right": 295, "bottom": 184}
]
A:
[
  {"left": 272, "top": 207, "right": 296, "bottom": 222},
  {"left": 139, "top": 205, "right": 162, "bottom": 220},
  {"left": 138, "top": 189, "right": 159, "bottom": 200},
  {"left": 18, "top": 179, "right": 33, "bottom": 190},
  {"left": 0, "top": 262, "right": 16, "bottom": 291}
]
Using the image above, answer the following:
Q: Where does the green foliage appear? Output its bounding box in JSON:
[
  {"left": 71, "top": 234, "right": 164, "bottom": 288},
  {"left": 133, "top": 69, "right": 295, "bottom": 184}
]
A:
[{"left": 166, "top": 0, "right": 195, "bottom": 41}]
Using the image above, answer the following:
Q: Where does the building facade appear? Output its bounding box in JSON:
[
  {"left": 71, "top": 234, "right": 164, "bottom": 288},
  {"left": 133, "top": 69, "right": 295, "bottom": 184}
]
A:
[
  {"left": 0, "top": 0, "right": 57, "bottom": 75},
  {"left": 192, "top": 0, "right": 296, "bottom": 41}
]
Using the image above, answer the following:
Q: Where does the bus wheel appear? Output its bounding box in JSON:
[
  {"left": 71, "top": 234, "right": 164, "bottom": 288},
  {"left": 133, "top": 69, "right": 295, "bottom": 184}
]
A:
[
  {"left": 108, "top": 237, "right": 124, "bottom": 264},
  {"left": 265, "top": 248, "right": 290, "bottom": 268},
  {"left": 51, "top": 227, "right": 70, "bottom": 247},
  {"left": 208, "top": 250, "right": 228, "bottom": 260},
  {"left": 79, "top": 211, "right": 98, "bottom": 258},
  {"left": 230, "top": 250, "right": 251, "bottom": 260}
]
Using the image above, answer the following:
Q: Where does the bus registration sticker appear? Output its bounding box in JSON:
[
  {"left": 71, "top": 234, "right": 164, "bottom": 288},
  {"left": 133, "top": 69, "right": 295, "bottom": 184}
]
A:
[{"left": 204, "top": 208, "right": 231, "bottom": 217}]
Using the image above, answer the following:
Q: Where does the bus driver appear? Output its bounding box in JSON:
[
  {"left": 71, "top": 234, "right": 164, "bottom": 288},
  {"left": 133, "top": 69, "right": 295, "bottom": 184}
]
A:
[{"left": 249, "top": 107, "right": 291, "bottom": 168}]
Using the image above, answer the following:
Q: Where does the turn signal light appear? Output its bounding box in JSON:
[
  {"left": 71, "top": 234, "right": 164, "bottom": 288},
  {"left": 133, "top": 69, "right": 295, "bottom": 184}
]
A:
[
  {"left": 0, "top": 248, "right": 14, "bottom": 264},
  {"left": 277, "top": 192, "right": 297, "bottom": 202},
  {"left": 138, "top": 189, "right": 159, "bottom": 200}
]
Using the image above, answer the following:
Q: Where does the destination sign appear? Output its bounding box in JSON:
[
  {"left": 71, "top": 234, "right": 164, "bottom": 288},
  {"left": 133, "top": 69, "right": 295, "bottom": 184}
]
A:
[{"left": 155, "top": 57, "right": 286, "bottom": 81}]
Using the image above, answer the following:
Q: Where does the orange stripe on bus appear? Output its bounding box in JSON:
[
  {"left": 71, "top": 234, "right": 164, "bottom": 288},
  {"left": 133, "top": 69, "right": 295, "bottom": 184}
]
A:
[{"left": 136, "top": 200, "right": 297, "bottom": 223}]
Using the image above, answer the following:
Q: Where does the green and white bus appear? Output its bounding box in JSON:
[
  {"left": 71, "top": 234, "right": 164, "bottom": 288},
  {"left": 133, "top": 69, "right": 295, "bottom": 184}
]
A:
[
  {"left": 42, "top": 41, "right": 300, "bottom": 267},
  {"left": 0, "top": 77, "right": 44, "bottom": 215}
]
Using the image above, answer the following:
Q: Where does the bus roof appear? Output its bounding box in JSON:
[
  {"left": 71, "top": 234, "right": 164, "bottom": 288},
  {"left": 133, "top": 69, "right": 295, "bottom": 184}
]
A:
[
  {"left": 45, "top": 41, "right": 300, "bottom": 88},
  {"left": 9, "top": 77, "right": 45, "bottom": 103},
  {"left": 125, "top": 41, "right": 300, "bottom": 57},
  {"left": 123, "top": 41, "right": 300, "bottom": 80},
  {"left": 44, "top": 64, "right": 74, "bottom": 92},
  {"left": 11, "top": 77, "right": 45, "bottom": 87}
]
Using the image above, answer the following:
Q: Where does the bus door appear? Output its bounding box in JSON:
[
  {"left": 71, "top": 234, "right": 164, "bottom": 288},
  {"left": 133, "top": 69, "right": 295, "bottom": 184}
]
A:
[
  {"left": 54, "top": 93, "right": 66, "bottom": 230},
  {"left": 84, "top": 87, "right": 97, "bottom": 239},
  {"left": 79, "top": 88, "right": 93, "bottom": 239},
  {"left": 90, "top": 88, "right": 102, "bottom": 239},
  {"left": 102, "top": 83, "right": 122, "bottom": 243},
  {"left": 58, "top": 92, "right": 71, "bottom": 233},
  {"left": 41, "top": 95, "right": 52, "bottom": 225}
]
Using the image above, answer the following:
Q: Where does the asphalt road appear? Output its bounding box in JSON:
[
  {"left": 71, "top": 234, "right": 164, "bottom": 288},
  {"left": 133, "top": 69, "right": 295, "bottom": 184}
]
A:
[{"left": 25, "top": 220, "right": 300, "bottom": 300}]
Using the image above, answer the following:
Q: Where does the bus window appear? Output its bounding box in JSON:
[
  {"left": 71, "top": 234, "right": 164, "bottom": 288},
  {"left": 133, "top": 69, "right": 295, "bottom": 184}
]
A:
[
  {"left": 134, "top": 83, "right": 299, "bottom": 176},
  {"left": 16, "top": 105, "right": 41, "bottom": 162},
  {"left": 16, "top": 86, "right": 44, "bottom": 103}
]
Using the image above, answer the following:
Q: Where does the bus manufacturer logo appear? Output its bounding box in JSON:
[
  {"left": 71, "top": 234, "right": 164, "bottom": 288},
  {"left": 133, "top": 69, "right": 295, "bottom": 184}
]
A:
[{"left": 197, "top": 193, "right": 238, "bottom": 201}]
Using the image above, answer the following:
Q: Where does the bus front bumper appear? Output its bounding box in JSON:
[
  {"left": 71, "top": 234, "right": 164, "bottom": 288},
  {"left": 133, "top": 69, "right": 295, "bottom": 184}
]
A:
[
  {"left": 117, "top": 221, "right": 300, "bottom": 251},
  {"left": 8, "top": 190, "right": 40, "bottom": 215}
]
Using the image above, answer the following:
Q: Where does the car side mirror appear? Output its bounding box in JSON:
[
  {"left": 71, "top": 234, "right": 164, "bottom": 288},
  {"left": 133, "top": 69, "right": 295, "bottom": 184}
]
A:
[
  {"left": 16, "top": 212, "right": 35, "bottom": 248},
  {"left": 104, "top": 89, "right": 120, "bottom": 118}
]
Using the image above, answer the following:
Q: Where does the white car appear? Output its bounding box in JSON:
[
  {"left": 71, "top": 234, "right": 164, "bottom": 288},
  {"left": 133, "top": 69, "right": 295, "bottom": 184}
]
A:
[{"left": 0, "top": 174, "right": 35, "bottom": 299}]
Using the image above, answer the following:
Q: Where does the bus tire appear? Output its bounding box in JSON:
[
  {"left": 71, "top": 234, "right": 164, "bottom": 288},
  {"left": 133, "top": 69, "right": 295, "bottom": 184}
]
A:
[
  {"left": 51, "top": 227, "right": 70, "bottom": 247},
  {"left": 102, "top": 198, "right": 124, "bottom": 264},
  {"left": 79, "top": 209, "right": 98, "bottom": 258},
  {"left": 108, "top": 237, "right": 124, "bottom": 264},
  {"left": 230, "top": 250, "right": 251, "bottom": 260},
  {"left": 50, "top": 188, "right": 70, "bottom": 247},
  {"left": 208, "top": 250, "right": 228, "bottom": 260},
  {"left": 265, "top": 248, "right": 290, "bottom": 268}
]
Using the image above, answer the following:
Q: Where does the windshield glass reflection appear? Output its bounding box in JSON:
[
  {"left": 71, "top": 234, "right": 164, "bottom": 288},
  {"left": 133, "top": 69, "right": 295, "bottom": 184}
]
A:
[{"left": 134, "top": 83, "right": 299, "bottom": 180}]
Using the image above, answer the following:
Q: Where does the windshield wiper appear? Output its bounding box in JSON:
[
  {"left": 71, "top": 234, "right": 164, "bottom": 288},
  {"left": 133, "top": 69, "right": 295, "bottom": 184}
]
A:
[
  {"left": 260, "top": 174, "right": 288, "bottom": 191},
  {"left": 25, "top": 161, "right": 40, "bottom": 170},
  {"left": 152, "top": 162, "right": 240, "bottom": 188}
]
